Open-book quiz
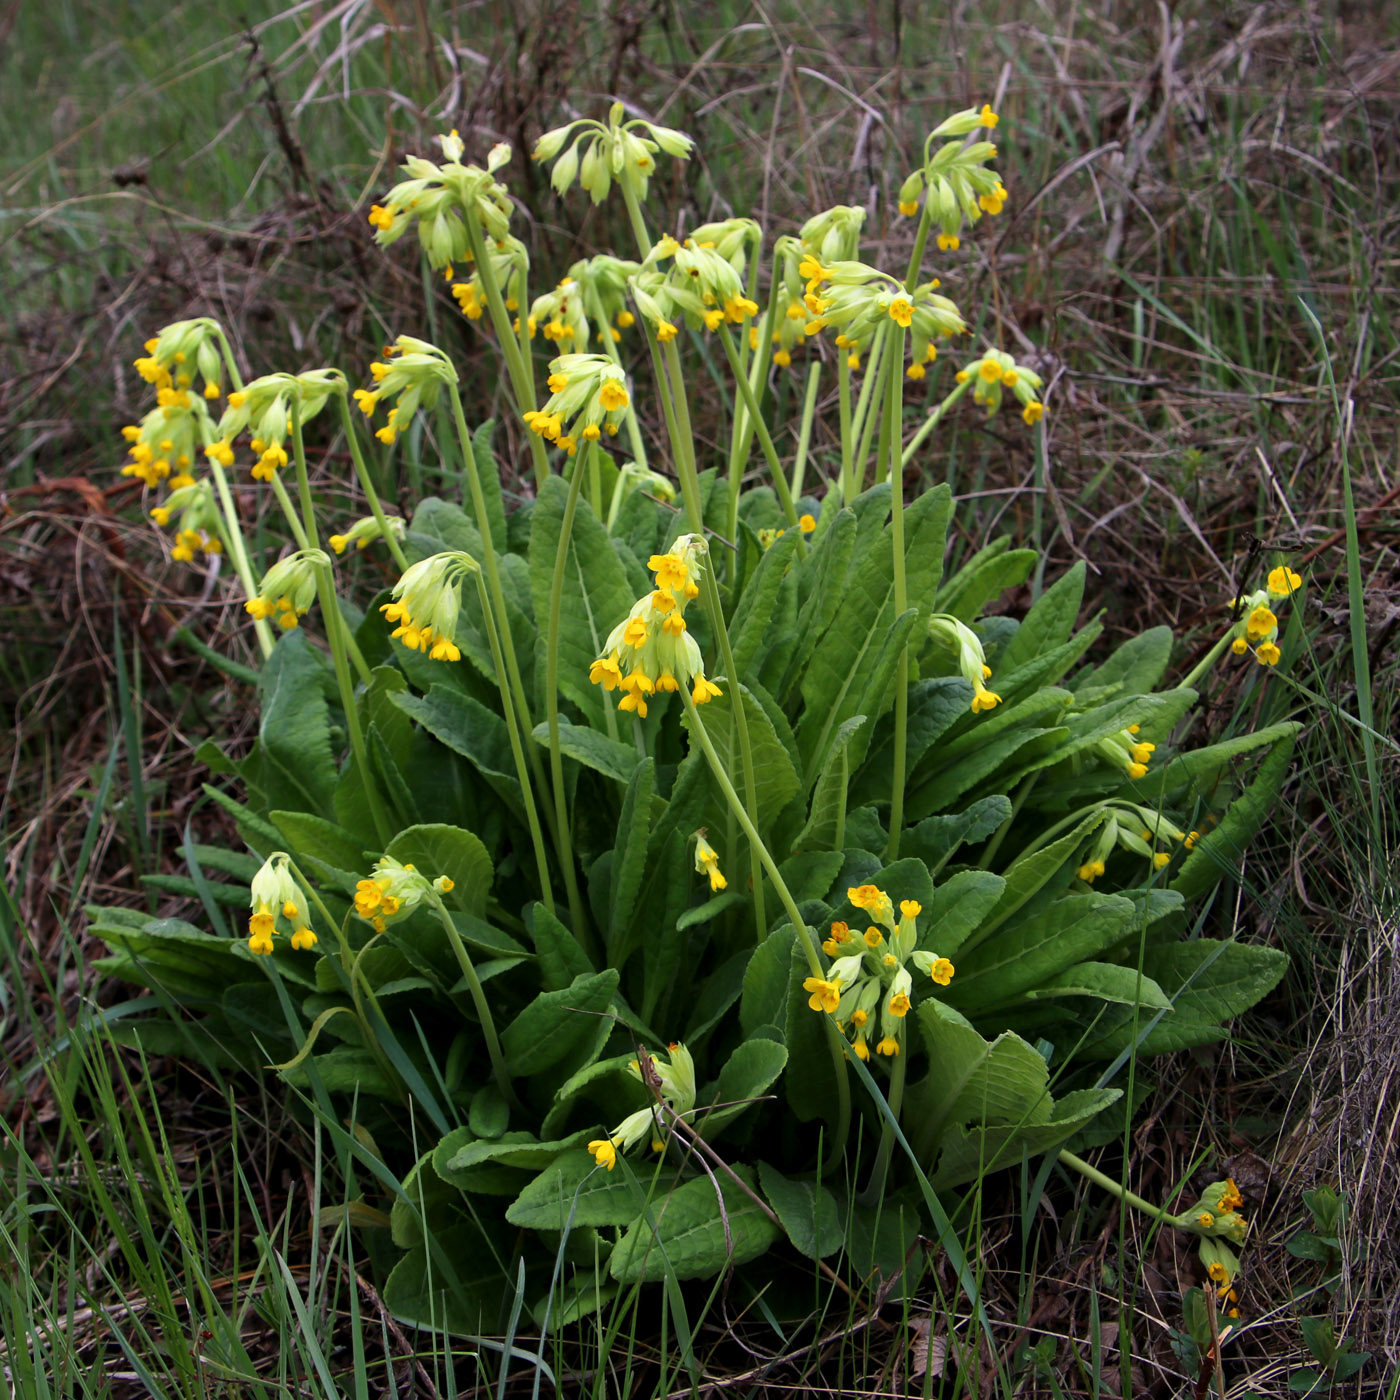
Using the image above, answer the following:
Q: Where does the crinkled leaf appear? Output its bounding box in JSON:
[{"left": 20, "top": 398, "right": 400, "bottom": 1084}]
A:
[{"left": 758, "top": 1162, "right": 842, "bottom": 1259}]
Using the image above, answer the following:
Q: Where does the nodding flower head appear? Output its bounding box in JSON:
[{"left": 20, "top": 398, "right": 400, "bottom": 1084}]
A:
[
  {"left": 534, "top": 103, "right": 693, "bottom": 207},
  {"left": 523, "top": 353, "right": 633, "bottom": 454},
  {"left": 132, "top": 318, "right": 228, "bottom": 402},
  {"left": 954, "top": 347, "right": 1044, "bottom": 426},
  {"left": 151, "top": 480, "right": 223, "bottom": 564},
  {"left": 928, "top": 614, "right": 1001, "bottom": 713},
  {"left": 586, "top": 1041, "right": 697, "bottom": 1171},
  {"left": 1075, "top": 803, "right": 1191, "bottom": 885},
  {"left": 244, "top": 548, "right": 328, "bottom": 632},
  {"left": 807, "top": 893, "right": 958, "bottom": 1065},
  {"left": 589, "top": 535, "right": 720, "bottom": 714},
  {"left": 212, "top": 369, "right": 340, "bottom": 480},
  {"left": 693, "top": 831, "right": 726, "bottom": 892},
  {"left": 1230, "top": 578, "right": 1297, "bottom": 667},
  {"left": 328, "top": 513, "right": 406, "bottom": 556},
  {"left": 352, "top": 855, "right": 454, "bottom": 934},
  {"left": 246, "top": 852, "right": 316, "bottom": 955},
  {"left": 354, "top": 336, "right": 458, "bottom": 447},
  {"left": 797, "top": 260, "right": 966, "bottom": 374},
  {"left": 897, "top": 105, "right": 1004, "bottom": 253},
  {"left": 380, "top": 551, "right": 479, "bottom": 663},
  {"left": 369, "top": 132, "right": 516, "bottom": 270}
]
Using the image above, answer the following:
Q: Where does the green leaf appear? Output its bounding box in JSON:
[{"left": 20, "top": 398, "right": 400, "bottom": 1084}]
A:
[
  {"left": 699, "top": 1039, "right": 788, "bottom": 1136},
  {"left": 506, "top": 1150, "right": 652, "bottom": 1230},
  {"left": 532, "top": 720, "right": 641, "bottom": 786},
  {"left": 257, "top": 630, "right": 338, "bottom": 816},
  {"left": 306, "top": 786, "right": 385, "bottom": 874},
  {"left": 780, "top": 508, "right": 857, "bottom": 701},
  {"left": 740, "top": 926, "right": 796, "bottom": 1039},
  {"left": 501, "top": 970, "right": 620, "bottom": 1076},
  {"left": 446, "top": 1129, "right": 593, "bottom": 1173},
  {"left": 969, "top": 811, "right": 1109, "bottom": 948},
  {"left": 775, "top": 851, "right": 843, "bottom": 905},
  {"left": 528, "top": 902, "right": 595, "bottom": 992},
  {"left": 904, "top": 796, "right": 1012, "bottom": 870},
  {"left": 530, "top": 475, "right": 635, "bottom": 730},
  {"left": 936, "top": 542, "right": 1037, "bottom": 622},
  {"left": 1026, "top": 962, "right": 1172, "bottom": 1009},
  {"left": 792, "top": 716, "right": 866, "bottom": 851},
  {"left": 798, "top": 485, "right": 952, "bottom": 778},
  {"left": 994, "top": 561, "right": 1086, "bottom": 675},
  {"left": 610, "top": 1164, "right": 779, "bottom": 1283},
  {"left": 757, "top": 1163, "right": 842, "bottom": 1259},
  {"left": 1168, "top": 723, "right": 1299, "bottom": 901},
  {"left": 947, "top": 891, "right": 1139, "bottom": 1010},
  {"left": 682, "top": 683, "right": 799, "bottom": 835},
  {"left": 468, "top": 420, "right": 507, "bottom": 552},
  {"left": 914, "top": 1001, "right": 1054, "bottom": 1134},
  {"left": 854, "top": 679, "right": 968, "bottom": 808},
  {"left": 1075, "top": 625, "right": 1175, "bottom": 695},
  {"left": 730, "top": 527, "right": 803, "bottom": 678},
  {"left": 384, "top": 824, "right": 493, "bottom": 917},
  {"left": 930, "top": 1087, "right": 1122, "bottom": 1189},
  {"left": 923, "top": 870, "right": 1006, "bottom": 957},
  {"left": 392, "top": 687, "right": 524, "bottom": 819},
  {"left": 1137, "top": 940, "right": 1287, "bottom": 1052},
  {"left": 609, "top": 759, "right": 655, "bottom": 955}
]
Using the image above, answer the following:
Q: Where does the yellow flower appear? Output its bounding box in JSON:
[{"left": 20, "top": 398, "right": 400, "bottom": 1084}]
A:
[
  {"left": 798, "top": 513, "right": 817, "bottom": 533},
  {"left": 888, "top": 991, "right": 911, "bottom": 1018},
  {"left": 876, "top": 1035, "right": 900, "bottom": 1057},
  {"left": 929, "top": 957, "right": 954, "bottom": 986},
  {"left": 694, "top": 832, "right": 726, "bottom": 892},
  {"left": 588, "top": 1137, "right": 620, "bottom": 1170},
  {"left": 979, "top": 103, "right": 999, "bottom": 128},
  {"left": 863, "top": 927, "right": 883, "bottom": 949},
  {"left": 1267, "top": 566, "right": 1302, "bottom": 596},
  {"left": 1246, "top": 606, "right": 1277, "bottom": 641},
  {"left": 692, "top": 675, "right": 722, "bottom": 704},
  {"left": 888, "top": 297, "right": 914, "bottom": 328},
  {"left": 803, "top": 977, "right": 842, "bottom": 1014},
  {"left": 971, "top": 683, "right": 1002, "bottom": 714},
  {"left": 898, "top": 199, "right": 919, "bottom": 217},
  {"left": 1256, "top": 641, "right": 1281, "bottom": 666}
]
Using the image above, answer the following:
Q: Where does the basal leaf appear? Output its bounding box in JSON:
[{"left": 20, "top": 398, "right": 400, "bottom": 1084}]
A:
[
  {"left": 609, "top": 1164, "right": 779, "bottom": 1283},
  {"left": 385, "top": 823, "right": 493, "bottom": 917},
  {"left": 758, "top": 1163, "right": 842, "bottom": 1259},
  {"left": 501, "top": 970, "right": 620, "bottom": 1076}
]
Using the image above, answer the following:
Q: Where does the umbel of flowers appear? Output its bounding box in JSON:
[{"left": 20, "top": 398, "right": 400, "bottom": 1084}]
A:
[
  {"left": 895, "top": 103, "right": 1006, "bottom": 249},
  {"left": 353, "top": 856, "right": 455, "bottom": 934},
  {"left": 588, "top": 535, "right": 722, "bottom": 716},
  {"left": 245, "top": 852, "right": 317, "bottom": 955},
  {"left": 353, "top": 335, "right": 457, "bottom": 446},
  {"left": 629, "top": 222, "right": 761, "bottom": 342},
  {"left": 244, "top": 548, "right": 326, "bottom": 631},
  {"left": 1232, "top": 566, "right": 1303, "bottom": 666},
  {"left": 587, "top": 1042, "right": 697, "bottom": 1170},
  {"left": 380, "top": 551, "right": 481, "bottom": 663},
  {"left": 804, "top": 886, "right": 956, "bottom": 1062},
  {"left": 524, "top": 352, "right": 633, "bottom": 454},
  {"left": 532, "top": 102, "right": 694, "bottom": 205},
  {"left": 369, "top": 131, "right": 514, "bottom": 273},
  {"left": 149, "top": 480, "right": 224, "bottom": 564},
  {"left": 207, "top": 370, "right": 339, "bottom": 480}
]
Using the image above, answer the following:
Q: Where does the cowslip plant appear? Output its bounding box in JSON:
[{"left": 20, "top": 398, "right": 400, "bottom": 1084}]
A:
[{"left": 90, "top": 103, "right": 1301, "bottom": 1330}]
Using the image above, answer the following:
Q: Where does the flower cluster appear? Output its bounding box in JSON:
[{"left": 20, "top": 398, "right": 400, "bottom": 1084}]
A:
[
  {"left": 800, "top": 260, "right": 965, "bottom": 374},
  {"left": 797, "top": 205, "right": 866, "bottom": 265},
  {"left": 588, "top": 536, "right": 721, "bottom": 716},
  {"left": 150, "top": 481, "right": 223, "bottom": 564},
  {"left": 757, "top": 514, "right": 818, "bottom": 549},
  {"left": 928, "top": 615, "right": 1002, "bottom": 713},
  {"left": 449, "top": 237, "right": 528, "bottom": 323},
  {"left": 523, "top": 353, "right": 632, "bottom": 454},
  {"left": 369, "top": 132, "right": 514, "bottom": 273},
  {"left": 533, "top": 103, "right": 693, "bottom": 206},
  {"left": 353, "top": 856, "right": 455, "bottom": 934},
  {"left": 209, "top": 370, "right": 338, "bottom": 480},
  {"left": 587, "top": 1042, "right": 697, "bottom": 1169},
  {"left": 1076, "top": 802, "right": 1191, "bottom": 883},
  {"left": 244, "top": 548, "right": 326, "bottom": 631},
  {"left": 693, "top": 831, "right": 726, "bottom": 891},
  {"left": 380, "top": 551, "right": 479, "bottom": 663},
  {"left": 630, "top": 224, "right": 761, "bottom": 341},
  {"left": 132, "top": 318, "right": 227, "bottom": 402},
  {"left": 1192, "top": 1179, "right": 1248, "bottom": 1311},
  {"left": 955, "top": 347, "right": 1046, "bottom": 426},
  {"left": 1231, "top": 566, "right": 1302, "bottom": 667},
  {"left": 896, "top": 104, "right": 1005, "bottom": 250},
  {"left": 246, "top": 852, "right": 317, "bottom": 955},
  {"left": 120, "top": 396, "right": 207, "bottom": 491},
  {"left": 527, "top": 275, "right": 590, "bottom": 348},
  {"left": 803, "top": 886, "right": 955, "bottom": 1061},
  {"left": 1095, "top": 723, "right": 1156, "bottom": 781},
  {"left": 353, "top": 336, "right": 457, "bottom": 446},
  {"left": 328, "top": 513, "right": 406, "bottom": 555}
]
